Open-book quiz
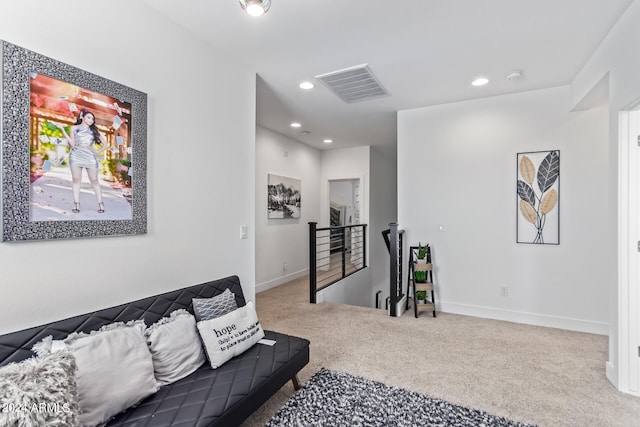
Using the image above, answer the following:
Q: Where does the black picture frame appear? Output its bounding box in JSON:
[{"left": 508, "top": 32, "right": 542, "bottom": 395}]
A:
[{"left": 516, "top": 150, "right": 560, "bottom": 245}]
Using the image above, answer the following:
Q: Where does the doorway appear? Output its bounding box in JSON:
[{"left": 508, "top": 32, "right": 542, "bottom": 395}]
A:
[
  {"left": 329, "top": 179, "right": 360, "bottom": 228},
  {"left": 619, "top": 107, "right": 640, "bottom": 396},
  {"left": 329, "top": 178, "right": 362, "bottom": 265}
]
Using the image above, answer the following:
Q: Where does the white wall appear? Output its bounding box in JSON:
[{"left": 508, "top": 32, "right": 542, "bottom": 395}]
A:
[
  {"left": 317, "top": 268, "right": 372, "bottom": 306},
  {"left": 398, "top": 86, "right": 610, "bottom": 335},
  {"left": 320, "top": 147, "right": 370, "bottom": 228},
  {"left": 570, "top": 0, "right": 640, "bottom": 393},
  {"left": 369, "top": 146, "right": 398, "bottom": 307},
  {"left": 255, "top": 126, "right": 320, "bottom": 291},
  {"left": 0, "top": 1, "right": 256, "bottom": 334}
]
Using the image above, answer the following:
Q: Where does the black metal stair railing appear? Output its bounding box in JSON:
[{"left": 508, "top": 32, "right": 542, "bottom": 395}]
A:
[
  {"left": 309, "top": 222, "right": 367, "bottom": 303},
  {"left": 383, "top": 223, "right": 404, "bottom": 316}
]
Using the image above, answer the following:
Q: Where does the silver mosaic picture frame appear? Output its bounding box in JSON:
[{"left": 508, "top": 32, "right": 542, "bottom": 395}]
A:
[{"left": 1, "top": 41, "right": 147, "bottom": 241}]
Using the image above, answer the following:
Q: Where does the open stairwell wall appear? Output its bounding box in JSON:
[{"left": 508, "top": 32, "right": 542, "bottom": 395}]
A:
[{"left": 256, "top": 129, "right": 397, "bottom": 309}]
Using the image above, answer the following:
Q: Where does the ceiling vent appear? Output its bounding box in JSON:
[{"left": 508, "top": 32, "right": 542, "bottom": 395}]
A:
[{"left": 315, "top": 64, "right": 389, "bottom": 103}]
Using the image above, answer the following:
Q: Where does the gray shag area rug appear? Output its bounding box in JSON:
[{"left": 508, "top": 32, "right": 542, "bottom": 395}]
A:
[{"left": 267, "top": 369, "right": 537, "bottom": 427}]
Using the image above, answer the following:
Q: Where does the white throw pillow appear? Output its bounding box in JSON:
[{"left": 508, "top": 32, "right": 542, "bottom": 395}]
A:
[
  {"left": 145, "top": 309, "right": 206, "bottom": 385},
  {"left": 33, "top": 320, "right": 159, "bottom": 427},
  {"left": 196, "top": 301, "right": 265, "bottom": 369}
]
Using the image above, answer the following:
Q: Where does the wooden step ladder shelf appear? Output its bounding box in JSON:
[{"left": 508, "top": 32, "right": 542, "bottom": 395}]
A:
[{"left": 407, "top": 245, "right": 436, "bottom": 318}]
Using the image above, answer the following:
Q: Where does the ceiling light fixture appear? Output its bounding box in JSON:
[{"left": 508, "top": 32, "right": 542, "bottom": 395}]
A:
[
  {"left": 323, "top": 139, "right": 333, "bottom": 144},
  {"left": 299, "top": 81, "right": 314, "bottom": 90},
  {"left": 471, "top": 77, "right": 489, "bottom": 87},
  {"left": 290, "top": 122, "right": 301, "bottom": 128},
  {"left": 239, "top": 0, "right": 271, "bottom": 17}
]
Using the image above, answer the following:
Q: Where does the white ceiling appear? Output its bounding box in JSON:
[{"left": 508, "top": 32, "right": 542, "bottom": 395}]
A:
[{"left": 142, "top": 0, "right": 633, "bottom": 151}]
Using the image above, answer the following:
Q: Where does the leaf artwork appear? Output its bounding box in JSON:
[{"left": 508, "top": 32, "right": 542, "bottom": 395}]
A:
[
  {"left": 519, "top": 156, "right": 535, "bottom": 184},
  {"left": 540, "top": 189, "right": 557, "bottom": 215},
  {"left": 519, "top": 200, "right": 537, "bottom": 224},
  {"left": 517, "top": 151, "right": 559, "bottom": 244},
  {"left": 517, "top": 180, "right": 536, "bottom": 208},
  {"left": 537, "top": 151, "right": 560, "bottom": 194}
]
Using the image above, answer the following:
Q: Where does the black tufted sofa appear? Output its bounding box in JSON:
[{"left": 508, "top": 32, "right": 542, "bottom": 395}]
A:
[{"left": 0, "top": 275, "right": 310, "bottom": 426}]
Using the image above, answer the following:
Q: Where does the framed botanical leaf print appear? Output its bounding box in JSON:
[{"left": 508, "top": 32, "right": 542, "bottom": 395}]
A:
[{"left": 516, "top": 150, "right": 559, "bottom": 244}]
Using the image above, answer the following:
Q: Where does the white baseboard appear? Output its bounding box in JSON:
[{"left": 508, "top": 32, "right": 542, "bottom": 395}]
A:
[
  {"left": 439, "top": 301, "right": 608, "bottom": 335},
  {"left": 606, "top": 361, "right": 618, "bottom": 389},
  {"left": 393, "top": 295, "right": 407, "bottom": 317},
  {"left": 255, "top": 269, "right": 308, "bottom": 294},
  {"left": 606, "top": 361, "right": 640, "bottom": 397}
]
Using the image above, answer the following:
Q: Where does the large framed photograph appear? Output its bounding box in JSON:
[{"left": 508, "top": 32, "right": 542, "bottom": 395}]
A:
[
  {"left": 267, "top": 174, "right": 301, "bottom": 219},
  {"left": 1, "top": 41, "right": 147, "bottom": 241},
  {"left": 516, "top": 150, "right": 559, "bottom": 244}
]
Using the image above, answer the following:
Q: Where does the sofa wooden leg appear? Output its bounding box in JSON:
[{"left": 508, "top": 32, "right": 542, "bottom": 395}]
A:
[{"left": 292, "top": 375, "right": 301, "bottom": 390}]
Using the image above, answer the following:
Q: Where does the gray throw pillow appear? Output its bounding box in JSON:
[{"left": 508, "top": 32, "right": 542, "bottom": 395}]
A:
[
  {"left": 192, "top": 288, "right": 238, "bottom": 321},
  {"left": 145, "top": 309, "right": 206, "bottom": 385},
  {"left": 0, "top": 351, "right": 80, "bottom": 427},
  {"left": 33, "top": 320, "right": 159, "bottom": 427}
]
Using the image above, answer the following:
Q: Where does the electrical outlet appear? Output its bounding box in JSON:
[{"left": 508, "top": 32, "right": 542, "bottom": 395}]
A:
[
  {"left": 283, "top": 261, "right": 287, "bottom": 272},
  {"left": 500, "top": 286, "right": 509, "bottom": 297}
]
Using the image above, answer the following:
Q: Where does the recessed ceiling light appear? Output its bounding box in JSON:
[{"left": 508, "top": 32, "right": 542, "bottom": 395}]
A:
[
  {"left": 323, "top": 139, "right": 333, "bottom": 144},
  {"left": 290, "top": 122, "right": 301, "bottom": 128},
  {"left": 471, "top": 77, "right": 489, "bottom": 87},
  {"left": 299, "top": 81, "right": 315, "bottom": 90}
]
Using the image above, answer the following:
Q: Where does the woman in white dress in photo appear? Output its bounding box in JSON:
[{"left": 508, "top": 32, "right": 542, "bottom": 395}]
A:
[{"left": 56, "top": 109, "right": 107, "bottom": 213}]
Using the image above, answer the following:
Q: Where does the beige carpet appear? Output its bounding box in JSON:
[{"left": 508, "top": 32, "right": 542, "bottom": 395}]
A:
[{"left": 242, "top": 277, "right": 640, "bottom": 427}]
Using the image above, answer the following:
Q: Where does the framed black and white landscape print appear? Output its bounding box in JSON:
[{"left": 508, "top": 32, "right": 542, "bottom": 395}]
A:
[
  {"left": 516, "top": 150, "right": 559, "bottom": 245},
  {"left": 267, "top": 174, "right": 301, "bottom": 219}
]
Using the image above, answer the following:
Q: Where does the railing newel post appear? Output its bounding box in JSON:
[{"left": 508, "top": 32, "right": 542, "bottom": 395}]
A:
[
  {"left": 389, "top": 223, "right": 398, "bottom": 317},
  {"left": 309, "top": 222, "right": 317, "bottom": 304},
  {"left": 363, "top": 224, "right": 367, "bottom": 268},
  {"left": 341, "top": 227, "right": 346, "bottom": 279}
]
